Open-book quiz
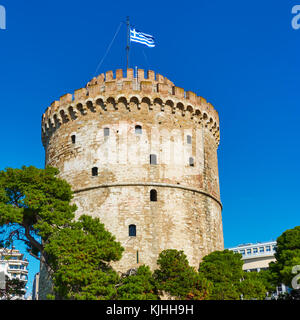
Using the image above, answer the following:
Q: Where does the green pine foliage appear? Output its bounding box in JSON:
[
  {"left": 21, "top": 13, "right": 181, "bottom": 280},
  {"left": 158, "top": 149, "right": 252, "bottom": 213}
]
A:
[
  {"left": 239, "top": 271, "right": 269, "bottom": 300},
  {"left": 153, "top": 249, "right": 212, "bottom": 300},
  {"left": 269, "top": 226, "right": 300, "bottom": 298},
  {"left": 44, "top": 215, "right": 124, "bottom": 300},
  {"left": 117, "top": 265, "right": 159, "bottom": 300},
  {"left": 269, "top": 226, "right": 300, "bottom": 286},
  {"left": 198, "top": 250, "right": 269, "bottom": 300},
  {"left": 0, "top": 166, "right": 77, "bottom": 253}
]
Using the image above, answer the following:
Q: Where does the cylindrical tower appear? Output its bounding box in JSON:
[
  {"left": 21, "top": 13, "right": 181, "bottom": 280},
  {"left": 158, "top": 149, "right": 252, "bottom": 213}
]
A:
[{"left": 41, "top": 68, "right": 224, "bottom": 272}]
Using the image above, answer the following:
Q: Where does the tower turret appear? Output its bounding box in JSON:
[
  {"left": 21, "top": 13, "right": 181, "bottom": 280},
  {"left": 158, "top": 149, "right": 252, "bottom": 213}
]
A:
[{"left": 41, "top": 68, "right": 224, "bottom": 272}]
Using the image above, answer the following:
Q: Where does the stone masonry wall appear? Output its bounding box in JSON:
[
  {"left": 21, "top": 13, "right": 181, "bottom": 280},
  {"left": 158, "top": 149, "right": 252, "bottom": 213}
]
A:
[{"left": 39, "top": 69, "right": 224, "bottom": 297}]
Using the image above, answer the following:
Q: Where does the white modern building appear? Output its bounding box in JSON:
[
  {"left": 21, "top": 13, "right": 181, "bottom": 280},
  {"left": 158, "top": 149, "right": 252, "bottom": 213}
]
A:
[
  {"left": 228, "top": 241, "right": 288, "bottom": 298},
  {"left": 0, "top": 247, "right": 29, "bottom": 300}
]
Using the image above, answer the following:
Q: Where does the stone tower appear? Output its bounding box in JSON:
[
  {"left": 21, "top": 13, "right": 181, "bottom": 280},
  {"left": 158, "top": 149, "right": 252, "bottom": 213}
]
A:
[{"left": 41, "top": 68, "right": 224, "bottom": 273}]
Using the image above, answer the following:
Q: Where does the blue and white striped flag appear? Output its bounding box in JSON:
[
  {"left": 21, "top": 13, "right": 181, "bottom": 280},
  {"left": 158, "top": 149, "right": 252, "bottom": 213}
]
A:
[{"left": 130, "top": 28, "right": 155, "bottom": 48}]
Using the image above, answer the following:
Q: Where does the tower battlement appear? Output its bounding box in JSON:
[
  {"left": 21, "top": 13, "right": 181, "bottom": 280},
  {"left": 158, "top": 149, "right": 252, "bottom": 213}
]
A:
[{"left": 42, "top": 69, "right": 220, "bottom": 148}]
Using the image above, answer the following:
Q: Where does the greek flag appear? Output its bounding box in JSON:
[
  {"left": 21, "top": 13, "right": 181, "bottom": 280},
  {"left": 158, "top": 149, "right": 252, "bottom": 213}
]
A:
[{"left": 130, "top": 28, "right": 155, "bottom": 48}]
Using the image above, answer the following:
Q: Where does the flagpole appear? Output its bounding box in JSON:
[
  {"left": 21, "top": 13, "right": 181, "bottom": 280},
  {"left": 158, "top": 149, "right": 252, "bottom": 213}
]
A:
[{"left": 126, "top": 16, "right": 130, "bottom": 69}]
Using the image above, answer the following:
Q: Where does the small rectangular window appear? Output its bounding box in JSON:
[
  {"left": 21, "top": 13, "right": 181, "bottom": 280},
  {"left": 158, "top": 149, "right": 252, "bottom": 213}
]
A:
[
  {"left": 92, "top": 167, "right": 98, "bottom": 177},
  {"left": 253, "top": 248, "right": 258, "bottom": 253},
  {"left": 71, "top": 135, "right": 76, "bottom": 144},
  {"left": 150, "top": 189, "right": 157, "bottom": 202},
  {"left": 150, "top": 154, "right": 157, "bottom": 165},
  {"left": 187, "top": 135, "right": 192, "bottom": 144},
  {"left": 129, "top": 225, "right": 136, "bottom": 237},
  {"left": 135, "top": 125, "right": 142, "bottom": 134},
  {"left": 247, "top": 249, "right": 251, "bottom": 255},
  {"left": 104, "top": 128, "right": 110, "bottom": 137},
  {"left": 259, "top": 247, "right": 264, "bottom": 253}
]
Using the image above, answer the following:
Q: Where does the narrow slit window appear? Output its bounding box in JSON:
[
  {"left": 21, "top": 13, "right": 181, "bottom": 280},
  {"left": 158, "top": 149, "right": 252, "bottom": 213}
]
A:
[
  {"left": 92, "top": 167, "right": 98, "bottom": 176},
  {"left": 187, "top": 135, "right": 192, "bottom": 144},
  {"left": 71, "top": 135, "right": 76, "bottom": 144},
  {"left": 104, "top": 127, "right": 110, "bottom": 137},
  {"left": 135, "top": 125, "right": 142, "bottom": 135},
  {"left": 189, "top": 157, "right": 194, "bottom": 167},
  {"left": 150, "top": 189, "right": 157, "bottom": 202},
  {"left": 150, "top": 154, "right": 157, "bottom": 165},
  {"left": 129, "top": 224, "right": 136, "bottom": 237}
]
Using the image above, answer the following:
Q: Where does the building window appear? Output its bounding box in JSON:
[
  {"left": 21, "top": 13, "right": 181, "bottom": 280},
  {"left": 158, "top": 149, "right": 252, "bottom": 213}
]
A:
[
  {"left": 187, "top": 135, "right": 192, "bottom": 144},
  {"left": 71, "top": 135, "right": 76, "bottom": 144},
  {"left": 240, "top": 250, "right": 245, "bottom": 256},
  {"left": 92, "top": 167, "right": 98, "bottom": 177},
  {"left": 150, "top": 189, "right": 157, "bottom": 202},
  {"left": 253, "top": 247, "right": 258, "bottom": 253},
  {"left": 104, "top": 128, "right": 110, "bottom": 137},
  {"left": 266, "top": 246, "right": 271, "bottom": 252},
  {"left": 135, "top": 125, "right": 142, "bottom": 134},
  {"left": 189, "top": 157, "right": 194, "bottom": 167},
  {"left": 129, "top": 225, "right": 136, "bottom": 237},
  {"left": 150, "top": 154, "right": 157, "bottom": 165},
  {"left": 259, "top": 247, "right": 264, "bottom": 253},
  {"left": 247, "top": 249, "right": 251, "bottom": 255}
]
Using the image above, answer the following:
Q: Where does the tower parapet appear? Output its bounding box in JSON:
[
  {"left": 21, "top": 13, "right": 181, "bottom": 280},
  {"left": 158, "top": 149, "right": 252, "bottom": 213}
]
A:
[{"left": 42, "top": 69, "right": 220, "bottom": 149}]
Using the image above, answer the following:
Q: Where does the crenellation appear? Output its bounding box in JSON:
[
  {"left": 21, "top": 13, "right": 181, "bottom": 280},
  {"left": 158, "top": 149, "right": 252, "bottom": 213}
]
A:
[
  {"left": 116, "top": 69, "right": 123, "bottom": 80},
  {"left": 86, "top": 83, "right": 100, "bottom": 98},
  {"left": 74, "top": 88, "right": 87, "bottom": 101},
  {"left": 137, "top": 69, "right": 145, "bottom": 80},
  {"left": 126, "top": 68, "right": 134, "bottom": 80},
  {"left": 106, "top": 70, "right": 113, "bottom": 81},
  {"left": 157, "top": 83, "right": 169, "bottom": 96},
  {"left": 140, "top": 81, "right": 153, "bottom": 94},
  {"left": 173, "top": 86, "right": 185, "bottom": 99},
  {"left": 59, "top": 93, "right": 73, "bottom": 106},
  {"left": 41, "top": 69, "right": 221, "bottom": 148},
  {"left": 96, "top": 73, "right": 105, "bottom": 84},
  {"left": 147, "top": 70, "right": 155, "bottom": 81},
  {"left": 156, "top": 73, "right": 164, "bottom": 83}
]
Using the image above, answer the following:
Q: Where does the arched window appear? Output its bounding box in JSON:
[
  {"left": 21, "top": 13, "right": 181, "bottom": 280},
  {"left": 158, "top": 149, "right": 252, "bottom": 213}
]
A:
[
  {"left": 71, "top": 135, "right": 76, "bottom": 144},
  {"left": 187, "top": 135, "right": 192, "bottom": 144},
  {"left": 92, "top": 167, "right": 98, "bottom": 176},
  {"left": 129, "top": 224, "right": 136, "bottom": 237},
  {"left": 104, "top": 127, "right": 110, "bottom": 137},
  {"left": 189, "top": 157, "right": 194, "bottom": 167},
  {"left": 135, "top": 125, "right": 142, "bottom": 135},
  {"left": 150, "top": 154, "right": 157, "bottom": 165},
  {"left": 150, "top": 189, "right": 157, "bottom": 202}
]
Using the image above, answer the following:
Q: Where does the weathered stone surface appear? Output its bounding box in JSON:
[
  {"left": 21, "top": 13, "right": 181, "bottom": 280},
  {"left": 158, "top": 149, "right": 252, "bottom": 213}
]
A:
[{"left": 39, "top": 69, "right": 224, "bottom": 299}]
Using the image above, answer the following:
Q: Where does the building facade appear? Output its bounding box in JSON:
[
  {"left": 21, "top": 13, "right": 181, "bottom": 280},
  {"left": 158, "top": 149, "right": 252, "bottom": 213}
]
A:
[
  {"left": 0, "top": 248, "right": 29, "bottom": 299},
  {"left": 228, "top": 241, "right": 288, "bottom": 297},
  {"left": 40, "top": 69, "right": 224, "bottom": 293}
]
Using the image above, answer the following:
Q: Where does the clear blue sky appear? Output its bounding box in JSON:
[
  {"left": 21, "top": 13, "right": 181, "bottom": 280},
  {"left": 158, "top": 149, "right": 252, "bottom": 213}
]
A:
[{"left": 0, "top": 0, "right": 299, "bottom": 297}]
